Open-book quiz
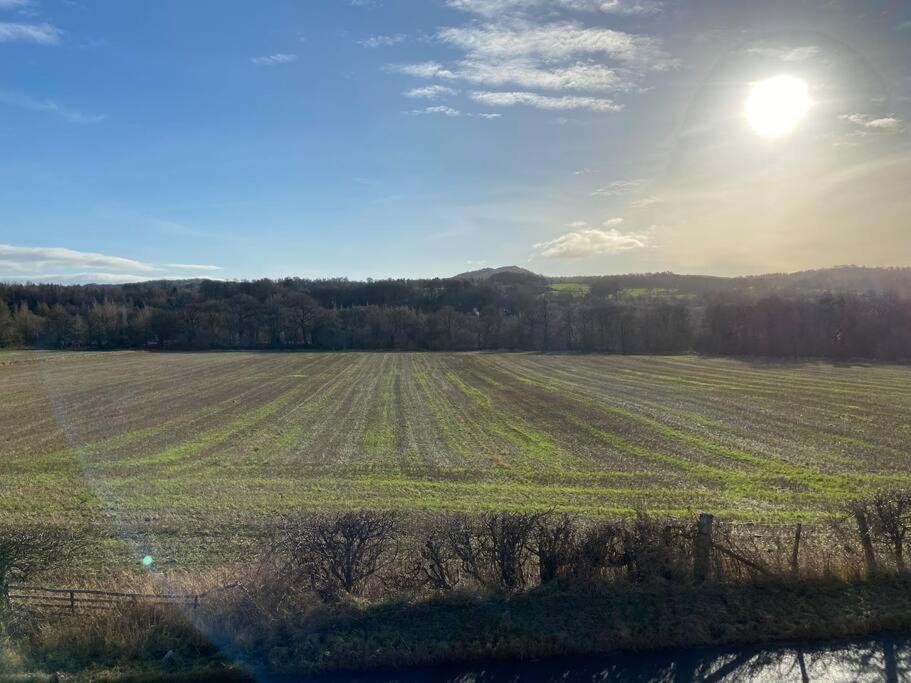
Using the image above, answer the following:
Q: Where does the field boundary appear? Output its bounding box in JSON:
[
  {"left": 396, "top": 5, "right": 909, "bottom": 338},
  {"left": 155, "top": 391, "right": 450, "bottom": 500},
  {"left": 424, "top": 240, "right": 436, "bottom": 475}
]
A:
[{"left": 8, "top": 583, "right": 239, "bottom": 612}]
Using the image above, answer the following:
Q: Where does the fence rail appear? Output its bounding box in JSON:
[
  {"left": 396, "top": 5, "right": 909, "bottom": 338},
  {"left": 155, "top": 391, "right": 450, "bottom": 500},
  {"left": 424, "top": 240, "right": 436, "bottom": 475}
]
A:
[{"left": 7, "top": 584, "right": 239, "bottom": 613}]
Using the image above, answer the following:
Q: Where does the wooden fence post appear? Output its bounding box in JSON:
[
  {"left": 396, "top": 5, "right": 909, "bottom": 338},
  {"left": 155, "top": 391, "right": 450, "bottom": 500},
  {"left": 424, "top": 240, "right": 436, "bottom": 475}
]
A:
[
  {"left": 790, "top": 523, "right": 802, "bottom": 577},
  {"left": 854, "top": 508, "right": 877, "bottom": 576},
  {"left": 694, "top": 513, "right": 714, "bottom": 583},
  {"left": 69, "top": 590, "right": 75, "bottom": 614}
]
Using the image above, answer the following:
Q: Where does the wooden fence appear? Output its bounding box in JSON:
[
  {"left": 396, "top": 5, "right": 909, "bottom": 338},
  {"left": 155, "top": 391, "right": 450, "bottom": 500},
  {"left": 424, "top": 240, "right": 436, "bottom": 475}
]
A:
[{"left": 7, "top": 585, "right": 235, "bottom": 613}]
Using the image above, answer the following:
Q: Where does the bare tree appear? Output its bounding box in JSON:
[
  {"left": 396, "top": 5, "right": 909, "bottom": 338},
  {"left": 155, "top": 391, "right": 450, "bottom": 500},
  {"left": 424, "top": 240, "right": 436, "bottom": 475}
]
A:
[
  {"left": 0, "top": 526, "right": 87, "bottom": 609},
  {"left": 531, "top": 513, "right": 578, "bottom": 583},
  {"left": 868, "top": 490, "right": 911, "bottom": 573},
  {"left": 570, "top": 520, "right": 628, "bottom": 579},
  {"left": 417, "top": 526, "right": 461, "bottom": 591},
  {"left": 446, "top": 513, "right": 542, "bottom": 590},
  {"left": 272, "top": 511, "right": 399, "bottom": 600}
]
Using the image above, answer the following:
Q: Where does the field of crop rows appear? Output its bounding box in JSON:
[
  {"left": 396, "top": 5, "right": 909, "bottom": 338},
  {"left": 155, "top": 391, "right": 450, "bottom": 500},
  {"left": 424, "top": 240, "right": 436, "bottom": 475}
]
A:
[{"left": 1, "top": 350, "right": 910, "bottom": 566}]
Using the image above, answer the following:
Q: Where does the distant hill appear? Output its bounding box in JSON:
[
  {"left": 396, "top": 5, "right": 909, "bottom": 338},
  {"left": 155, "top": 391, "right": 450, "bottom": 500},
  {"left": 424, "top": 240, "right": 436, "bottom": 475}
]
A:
[
  {"left": 453, "top": 265, "right": 539, "bottom": 281},
  {"left": 734, "top": 266, "right": 911, "bottom": 296},
  {"left": 547, "top": 266, "right": 911, "bottom": 298}
]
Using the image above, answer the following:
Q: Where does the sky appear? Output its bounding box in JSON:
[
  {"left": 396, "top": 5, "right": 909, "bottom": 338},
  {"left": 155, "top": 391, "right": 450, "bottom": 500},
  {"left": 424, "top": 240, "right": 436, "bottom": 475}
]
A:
[{"left": 1, "top": 0, "right": 910, "bottom": 283}]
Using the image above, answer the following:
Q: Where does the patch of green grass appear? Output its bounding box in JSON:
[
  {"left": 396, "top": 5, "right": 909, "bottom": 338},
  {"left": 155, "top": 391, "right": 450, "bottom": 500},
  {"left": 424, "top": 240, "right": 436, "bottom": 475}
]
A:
[{"left": 548, "top": 282, "right": 591, "bottom": 297}]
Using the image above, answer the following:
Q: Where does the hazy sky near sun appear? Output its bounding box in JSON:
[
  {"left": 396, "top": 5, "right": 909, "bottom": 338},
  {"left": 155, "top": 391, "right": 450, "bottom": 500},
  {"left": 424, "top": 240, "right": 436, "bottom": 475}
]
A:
[{"left": 1, "top": 0, "right": 910, "bottom": 282}]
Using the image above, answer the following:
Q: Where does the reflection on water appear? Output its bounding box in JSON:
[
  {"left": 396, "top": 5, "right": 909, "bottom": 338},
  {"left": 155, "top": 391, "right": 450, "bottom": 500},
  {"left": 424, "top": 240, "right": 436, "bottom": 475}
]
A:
[{"left": 318, "top": 635, "right": 910, "bottom": 682}]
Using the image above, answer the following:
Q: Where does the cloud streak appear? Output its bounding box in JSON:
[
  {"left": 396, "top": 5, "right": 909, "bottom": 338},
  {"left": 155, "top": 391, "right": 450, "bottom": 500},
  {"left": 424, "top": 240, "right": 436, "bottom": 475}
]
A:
[
  {"left": 250, "top": 53, "right": 299, "bottom": 66},
  {"left": 745, "top": 45, "right": 819, "bottom": 62},
  {"left": 0, "top": 245, "right": 156, "bottom": 273},
  {"left": 471, "top": 90, "right": 620, "bottom": 111},
  {"left": 0, "top": 90, "right": 106, "bottom": 124},
  {"left": 0, "top": 21, "right": 61, "bottom": 44},
  {"left": 0, "top": 245, "right": 223, "bottom": 282},
  {"left": 360, "top": 34, "right": 405, "bottom": 48},
  {"left": 447, "top": 0, "right": 662, "bottom": 17},
  {"left": 407, "top": 105, "right": 462, "bottom": 116},
  {"left": 839, "top": 113, "right": 903, "bottom": 132},
  {"left": 391, "top": 13, "right": 674, "bottom": 114},
  {"left": 404, "top": 84, "right": 458, "bottom": 99}
]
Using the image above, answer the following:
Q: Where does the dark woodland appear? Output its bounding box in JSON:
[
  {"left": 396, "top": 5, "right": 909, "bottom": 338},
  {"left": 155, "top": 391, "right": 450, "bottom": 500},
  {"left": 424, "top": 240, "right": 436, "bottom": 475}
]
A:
[{"left": 2, "top": 266, "right": 910, "bottom": 360}]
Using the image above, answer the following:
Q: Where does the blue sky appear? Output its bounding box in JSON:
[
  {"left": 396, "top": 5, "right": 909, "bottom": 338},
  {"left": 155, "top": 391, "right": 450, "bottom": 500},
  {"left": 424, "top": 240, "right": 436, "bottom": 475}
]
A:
[{"left": 1, "top": 0, "right": 910, "bottom": 283}]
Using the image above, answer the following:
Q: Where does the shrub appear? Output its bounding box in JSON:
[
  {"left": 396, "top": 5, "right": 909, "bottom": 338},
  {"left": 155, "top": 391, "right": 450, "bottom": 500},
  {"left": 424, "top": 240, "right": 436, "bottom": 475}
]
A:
[{"left": 271, "top": 511, "right": 400, "bottom": 601}]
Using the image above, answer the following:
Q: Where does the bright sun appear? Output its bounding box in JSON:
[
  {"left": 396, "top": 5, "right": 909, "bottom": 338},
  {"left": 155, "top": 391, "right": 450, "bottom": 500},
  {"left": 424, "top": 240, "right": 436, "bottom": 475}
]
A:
[{"left": 745, "top": 75, "right": 811, "bottom": 139}]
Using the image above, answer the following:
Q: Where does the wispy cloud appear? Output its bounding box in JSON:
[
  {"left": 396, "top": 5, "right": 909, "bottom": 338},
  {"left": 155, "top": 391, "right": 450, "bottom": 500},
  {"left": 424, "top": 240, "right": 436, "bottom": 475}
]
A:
[
  {"left": 0, "top": 272, "right": 157, "bottom": 284},
  {"left": 839, "top": 113, "right": 903, "bottom": 132},
  {"left": 163, "top": 263, "right": 224, "bottom": 271},
  {"left": 0, "top": 0, "right": 33, "bottom": 8},
  {"left": 0, "top": 21, "right": 61, "bottom": 44},
  {"left": 533, "top": 227, "right": 647, "bottom": 258},
  {"left": 0, "top": 245, "right": 156, "bottom": 273},
  {"left": 250, "top": 53, "right": 298, "bottom": 66},
  {"left": 470, "top": 90, "right": 620, "bottom": 111},
  {"left": 395, "top": 58, "right": 625, "bottom": 93},
  {"left": 404, "top": 84, "right": 458, "bottom": 99},
  {"left": 447, "top": 0, "right": 662, "bottom": 18},
  {"left": 360, "top": 33, "right": 405, "bottom": 48},
  {"left": 437, "top": 23, "right": 673, "bottom": 68},
  {"left": 0, "top": 90, "right": 106, "bottom": 124},
  {"left": 0, "top": 245, "right": 223, "bottom": 283},
  {"left": 391, "top": 15, "right": 673, "bottom": 115},
  {"left": 591, "top": 179, "right": 644, "bottom": 196},
  {"left": 0, "top": 272, "right": 221, "bottom": 285},
  {"left": 745, "top": 45, "right": 819, "bottom": 62},
  {"left": 407, "top": 105, "right": 462, "bottom": 116}
]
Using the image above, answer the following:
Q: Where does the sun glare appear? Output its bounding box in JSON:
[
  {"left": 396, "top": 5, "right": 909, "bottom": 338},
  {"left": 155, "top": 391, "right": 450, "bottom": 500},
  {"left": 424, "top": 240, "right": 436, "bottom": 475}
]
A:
[{"left": 745, "top": 75, "right": 811, "bottom": 139}]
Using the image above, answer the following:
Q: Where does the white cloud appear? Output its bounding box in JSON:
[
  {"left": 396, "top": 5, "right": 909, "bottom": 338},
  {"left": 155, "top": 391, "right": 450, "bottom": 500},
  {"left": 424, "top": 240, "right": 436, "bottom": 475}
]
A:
[
  {"left": 478, "top": 112, "right": 502, "bottom": 118},
  {"left": 0, "top": 245, "right": 155, "bottom": 273},
  {"left": 391, "top": 0, "right": 673, "bottom": 117},
  {"left": 438, "top": 23, "right": 673, "bottom": 69},
  {"left": 0, "top": 272, "right": 221, "bottom": 285},
  {"left": 591, "top": 179, "right": 643, "bottom": 196},
  {"left": 533, "top": 228, "right": 647, "bottom": 258},
  {"left": 447, "top": 0, "right": 662, "bottom": 17},
  {"left": 0, "top": 90, "right": 106, "bottom": 124},
  {"left": 404, "top": 84, "right": 458, "bottom": 99},
  {"left": 566, "top": 220, "right": 589, "bottom": 227},
  {"left": 603, "top": 217, "right": 624, "bottom": 227},
  {"left": 0, "top": 246, "right": 222, "bottom": 282},
  {"left": 407, "top": 105, "right": 462, "bottom": 116},
  {"left": 0, "top": 272, "right": 156, "bottom": 284},
  {"left": 360, "top": 33, "right": 406, "bottom": 48},
  {"left": 470, "top": 90, "right": 620, "bottom": 111},
  {"left": 0, "top": 21, "right": 61, "bottom": 44},
  {"left": 0, "top": 0, "right": 32, "bottom": 7},
  {"left": 250, "top": 53, "right": 299, "bottom": 66},
  {"left": 163, "top": 263, "right": 224, "bottom": 271},
  {"left": 629, "top": 195, "right": 659, "bottom": 208},
  {"left": 839, "top": 113, "right": 903, "bottom": 132},
  {"left": 745, "top": 45, "right": 819, "bottom": 62},
  {"left": 395, "top": 58, "right": 624, "bottom": 92}
]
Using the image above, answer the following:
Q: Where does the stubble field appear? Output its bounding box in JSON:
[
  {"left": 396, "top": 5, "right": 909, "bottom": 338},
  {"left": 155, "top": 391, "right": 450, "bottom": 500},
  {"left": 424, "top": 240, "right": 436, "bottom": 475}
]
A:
[{"left": 1, "top": 350, "right": 910, "bottom": 567}]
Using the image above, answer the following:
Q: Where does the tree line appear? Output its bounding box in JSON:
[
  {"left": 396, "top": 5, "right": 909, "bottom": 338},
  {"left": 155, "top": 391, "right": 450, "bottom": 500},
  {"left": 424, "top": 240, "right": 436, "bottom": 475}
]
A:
[{"left": 0, "top": 271, "right": 909, "bottom": 359}]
